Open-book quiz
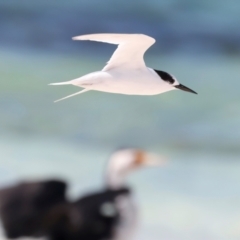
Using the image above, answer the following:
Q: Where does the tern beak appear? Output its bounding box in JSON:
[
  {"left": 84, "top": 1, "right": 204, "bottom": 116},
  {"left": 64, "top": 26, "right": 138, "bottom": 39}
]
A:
[
  {"left": 144, "top": 153, "right": 167, "bottom": 167},
  {"left": 175, "top": 84, "right": 197, "bottom": 94}
]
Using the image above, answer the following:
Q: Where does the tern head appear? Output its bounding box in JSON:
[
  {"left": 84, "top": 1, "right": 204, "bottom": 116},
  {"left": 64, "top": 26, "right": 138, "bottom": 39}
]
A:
[{"left": 154, "top": 70, "right": 197, "bottom": 94}]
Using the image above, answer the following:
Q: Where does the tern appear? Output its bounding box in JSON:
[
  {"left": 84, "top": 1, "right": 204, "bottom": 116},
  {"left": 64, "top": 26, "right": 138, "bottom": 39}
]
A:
[{"left": 49, "top": 33, "right": 197, "bottom": 102}]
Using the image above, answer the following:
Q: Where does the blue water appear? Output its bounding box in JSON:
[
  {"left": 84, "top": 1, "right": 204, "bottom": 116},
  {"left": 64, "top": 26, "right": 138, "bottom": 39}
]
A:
[
  {"left": 1, "top": 1, "right": 240, "bottom": 238},
  {"left": 1, "top": 0, "right": 240, "bottom": 55}
]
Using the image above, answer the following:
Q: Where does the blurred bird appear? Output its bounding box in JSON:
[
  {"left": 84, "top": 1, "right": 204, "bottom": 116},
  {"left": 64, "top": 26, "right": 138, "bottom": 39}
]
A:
[
  {"left": 0, "top": 179, "right": 67, "bottom": 239},
  {"left": 90, "top": 148, "right": 164, "bottom": 240},
  {"left": 49, "top": 33, "right": 197, "bottom": 102},
  {"left": 65, "top": 148, "right": 164, "bottom": 240},
  {"left": 0, "top": 149, "right": 164, "bottom": 240}
]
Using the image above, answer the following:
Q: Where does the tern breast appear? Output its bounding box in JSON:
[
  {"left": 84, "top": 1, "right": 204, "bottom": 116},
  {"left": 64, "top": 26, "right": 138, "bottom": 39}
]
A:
[{"left": 93, "top": 68, "right": 164, "bottom": 95}]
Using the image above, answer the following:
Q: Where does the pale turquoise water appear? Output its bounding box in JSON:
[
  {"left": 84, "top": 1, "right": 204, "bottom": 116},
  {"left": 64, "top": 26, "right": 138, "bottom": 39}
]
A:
[{"left": 0, "top": 48, "right": 240, "bottom": 239}]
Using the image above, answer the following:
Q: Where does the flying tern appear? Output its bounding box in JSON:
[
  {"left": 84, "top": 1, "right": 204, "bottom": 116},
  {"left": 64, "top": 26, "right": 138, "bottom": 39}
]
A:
[{"left": 49, "top": 33, "right": 197, "bottom": 102}]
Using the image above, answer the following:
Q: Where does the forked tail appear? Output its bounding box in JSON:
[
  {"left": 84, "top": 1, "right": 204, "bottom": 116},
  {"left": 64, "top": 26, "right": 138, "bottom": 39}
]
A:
[
  {"left": 49, "top": 81, "right": 71, "bottom": 85},
  {"left": 54, "top": 89, "right": 90, "bottom": 102}
]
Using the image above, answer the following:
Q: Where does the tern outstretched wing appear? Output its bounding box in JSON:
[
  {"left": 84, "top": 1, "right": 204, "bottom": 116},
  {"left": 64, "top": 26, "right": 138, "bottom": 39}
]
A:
[{"left": 72, "top": 33, "right": 155, "bottom": 71}]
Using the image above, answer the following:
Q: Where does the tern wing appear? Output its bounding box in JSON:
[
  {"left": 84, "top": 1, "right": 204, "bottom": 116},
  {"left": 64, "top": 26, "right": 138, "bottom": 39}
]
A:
[{"left": 72, "top": 33, "right": 155, "bottom": 71}]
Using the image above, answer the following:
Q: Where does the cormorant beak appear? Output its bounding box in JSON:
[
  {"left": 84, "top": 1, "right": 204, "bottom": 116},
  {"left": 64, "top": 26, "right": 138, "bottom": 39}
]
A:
[
  {"left": 144, "top": 153, "right": 167, "bottom": 167},
  {"left": 175, "top": 84, "right": 197, "bottom": 94}
]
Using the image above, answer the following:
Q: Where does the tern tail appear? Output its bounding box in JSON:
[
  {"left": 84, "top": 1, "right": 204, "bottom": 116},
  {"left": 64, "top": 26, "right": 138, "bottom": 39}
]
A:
[
  {"left": 49, "top": 81, "right": 71, "bottom": 85},
  {"left": 54, "top": 89, "right": 90, "bottom": 103}
]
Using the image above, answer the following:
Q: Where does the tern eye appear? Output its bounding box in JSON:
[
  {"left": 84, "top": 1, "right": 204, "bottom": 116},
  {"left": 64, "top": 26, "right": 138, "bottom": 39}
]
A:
[{"left": 154, "top": 70, "right": 175, "bottom": 84}]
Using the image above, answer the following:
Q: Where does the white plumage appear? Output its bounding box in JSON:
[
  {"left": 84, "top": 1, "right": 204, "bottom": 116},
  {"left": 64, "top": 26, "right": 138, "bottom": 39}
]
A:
[{"left": 49, "top": 33, "right": 197, "bottom": 102}]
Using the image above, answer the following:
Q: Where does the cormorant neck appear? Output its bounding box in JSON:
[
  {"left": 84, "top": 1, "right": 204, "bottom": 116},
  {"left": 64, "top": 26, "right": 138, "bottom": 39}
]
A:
[{"left": 105, "top": 168, "right": 127, "bottom": 190}]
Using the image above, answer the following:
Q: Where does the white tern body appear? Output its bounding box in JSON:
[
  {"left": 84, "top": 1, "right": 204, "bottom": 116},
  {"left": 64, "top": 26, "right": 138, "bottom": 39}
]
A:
[{"left": 50, "top": 34, "right": 197, "bottom": 102}]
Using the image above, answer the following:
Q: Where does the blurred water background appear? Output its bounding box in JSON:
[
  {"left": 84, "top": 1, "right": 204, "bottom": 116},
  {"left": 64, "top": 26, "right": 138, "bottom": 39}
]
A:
[{"left": 0, "top": 0, "right": 240, "bottom": 239}]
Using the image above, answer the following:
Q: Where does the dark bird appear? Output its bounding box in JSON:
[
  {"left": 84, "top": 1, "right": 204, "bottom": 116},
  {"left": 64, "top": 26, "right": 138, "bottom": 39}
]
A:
[{"left": 0, "top": 149, "right": 164, "bottom": 240}]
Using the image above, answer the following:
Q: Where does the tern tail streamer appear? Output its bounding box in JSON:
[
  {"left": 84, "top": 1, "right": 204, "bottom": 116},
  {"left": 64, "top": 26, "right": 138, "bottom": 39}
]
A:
[{"left": 54, "top": 89, "right": 90, "bottom": 102}]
